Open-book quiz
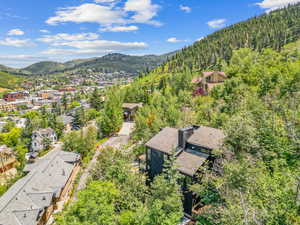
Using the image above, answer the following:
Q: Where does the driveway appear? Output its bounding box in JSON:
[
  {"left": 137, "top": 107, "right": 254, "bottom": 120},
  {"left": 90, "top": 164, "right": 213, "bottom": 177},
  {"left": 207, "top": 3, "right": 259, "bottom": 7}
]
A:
[
  {"left": 118, "top": 122, "right": 135, "bottom": 136},
  {"left": 73, "top": 122, "right": 134, "bottom": 198}
]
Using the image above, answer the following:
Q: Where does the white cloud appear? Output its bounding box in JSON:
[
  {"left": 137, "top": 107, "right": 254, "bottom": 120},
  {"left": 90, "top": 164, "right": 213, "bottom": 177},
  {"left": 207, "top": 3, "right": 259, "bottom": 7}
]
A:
[
  {"left": 40, "top": 29, "right": 50, "bottom": 33},
  {"left": 94, "top": 0, "right": 116, "bottom": 2},
  {"left": 42, "top": 39, "right": 148, "bottom": 55},
  {"left": 38, "top": 33, "right": 99, "bottom": 43},
  {"left": 0, "top": 38, "right": 34, "bottom": 47},
  {"left": 256, "top": 0, "right": 300, "bottom": 12},
  {"left": 124, "top": 0, "right": 160, "bottom": 25},
  {"left": 46, "top": 3, "right": 125, "bottom": 26},
  {"left": 100, "top": 25, "right": 138, "bottom": 32},
  {"left": 207, "top": 19, "right": 226, "bottom": 28},
  {"left": 53, "top": 40, "right": 147, "bottom": 50},
  {"left": 167, "top": 37, "right": 186, "bottom": 43},
  {"left": 46, "top": 0, "right": 161, "bottom": 27},
  {"left": 197, "top": 37, "right": 204, "bottom": 41},
  {"left": 180, "top": 5, "right": 191, "bottom": 13},
  {"left": 7, "top": 29, "right": 24, "bottom": 36}
]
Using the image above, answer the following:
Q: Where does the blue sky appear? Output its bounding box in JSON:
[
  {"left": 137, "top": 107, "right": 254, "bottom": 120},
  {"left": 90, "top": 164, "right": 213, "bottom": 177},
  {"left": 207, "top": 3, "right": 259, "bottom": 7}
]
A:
[{"left": 0, "top": 0, "right": 298, "bottom": 68}]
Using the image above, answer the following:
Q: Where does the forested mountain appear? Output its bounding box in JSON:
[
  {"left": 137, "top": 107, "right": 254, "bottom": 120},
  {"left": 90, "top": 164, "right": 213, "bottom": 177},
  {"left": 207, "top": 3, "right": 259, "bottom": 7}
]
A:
[
  {"left": 4, "top": 53, "right": 173, "bottom": 76},
  {"left": 23, "top": 61, "right": 67, "bottom": 74},
  {"left": 0, "top": 65, "right": 29, "bottom": 76},
  {"left": 57, "top": 53, "right": 172, "bottom": 75},
  {"left": 157, "top": 3, "right": 300, "bottom": 73}
]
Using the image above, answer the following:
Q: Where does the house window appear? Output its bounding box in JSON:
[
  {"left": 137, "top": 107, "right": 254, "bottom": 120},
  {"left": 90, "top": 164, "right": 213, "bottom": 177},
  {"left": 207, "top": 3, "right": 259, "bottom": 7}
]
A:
[{"left": 186, "top": 143, "right": 211, "bottom": 155}]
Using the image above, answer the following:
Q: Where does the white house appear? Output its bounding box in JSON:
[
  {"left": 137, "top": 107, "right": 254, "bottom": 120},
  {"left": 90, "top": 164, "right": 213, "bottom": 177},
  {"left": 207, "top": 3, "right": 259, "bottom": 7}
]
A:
[{"left": 31, "top": 128, "right": 57, "bottom": 152}]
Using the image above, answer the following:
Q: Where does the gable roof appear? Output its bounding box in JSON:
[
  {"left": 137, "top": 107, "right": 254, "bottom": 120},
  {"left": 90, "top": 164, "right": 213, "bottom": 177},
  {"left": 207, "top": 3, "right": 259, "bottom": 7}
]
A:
[
  {"left": 187, "top": 126, "right": 225, "bottom": 149},
  {"left": 0, "top": 150, "right": 80, "bottom": 225},
  {"left": 203, "top": 71, "right": 226, "bottom": 78},
  {"left": 175, "top": 151, "right": 209, "bottom": 176},
  {"left": 33, "top": 128, "right": 55, "bottom": 136},
  {"left": 192, "top": 71, "right": 227, "bottom": 84},
  {"left": 145, "top": 127, "right": 178, "bottom": 155},
  {"left": 122, "top": 103, "right": 143, "bottom": 110}
]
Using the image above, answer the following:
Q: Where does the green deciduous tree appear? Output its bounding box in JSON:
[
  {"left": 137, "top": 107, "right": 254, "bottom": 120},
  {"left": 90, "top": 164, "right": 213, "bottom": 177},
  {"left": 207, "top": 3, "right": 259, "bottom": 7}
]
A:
[
  {"left": 55, "top": 181, "right": 120, "bottom": 225},
  {"left": 99, "top": 91, "right": 123, "bottom": 136}
]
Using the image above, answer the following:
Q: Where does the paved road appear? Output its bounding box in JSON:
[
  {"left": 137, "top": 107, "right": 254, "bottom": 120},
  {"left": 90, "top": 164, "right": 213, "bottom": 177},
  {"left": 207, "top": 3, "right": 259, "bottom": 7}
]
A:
[
  {"left": 118, "top": 122, "right": 135, "bottom": 136},
  {"left": 73, "top": 122, "right": 134, "bottom": 198}
]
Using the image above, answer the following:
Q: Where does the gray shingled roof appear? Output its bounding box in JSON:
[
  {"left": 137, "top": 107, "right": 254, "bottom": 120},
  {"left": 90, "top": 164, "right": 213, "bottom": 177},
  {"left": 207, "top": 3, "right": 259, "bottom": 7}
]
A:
[
  {"left": 122, "top": 103, "right": 142, "bottom": 110},
  {"left": 0, "top": 150, "right": 80, "bottom": 225},
  {"left": 192, "top": 71, "right": 227, "bottom": 84},
  {"left": 33, "top": 128, "right": 55, "bottom": 136},
  {"left": 145, "top": 127, "right": 178, "bottom": 155},
  {"left": 175, "top": 151, "right": 208, "bottom": 176},
  {"left": 187, "top": 126, "right": 225, "bottom": 150}
]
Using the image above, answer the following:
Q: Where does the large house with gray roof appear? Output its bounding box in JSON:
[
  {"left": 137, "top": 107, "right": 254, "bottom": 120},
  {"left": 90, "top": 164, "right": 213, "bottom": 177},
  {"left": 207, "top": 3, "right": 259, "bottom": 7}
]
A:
[
  {"left": 0, "top": 150, "right": 80, "bottom": 225},
  {"left": 145, "top": 125, "right": 225, "bottom": 217}
]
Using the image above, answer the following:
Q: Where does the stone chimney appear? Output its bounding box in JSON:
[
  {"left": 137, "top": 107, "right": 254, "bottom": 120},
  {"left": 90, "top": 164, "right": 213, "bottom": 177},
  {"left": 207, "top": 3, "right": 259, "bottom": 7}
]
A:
[{"left": 178, "top": 126, "right": 194, "bottom": 150}]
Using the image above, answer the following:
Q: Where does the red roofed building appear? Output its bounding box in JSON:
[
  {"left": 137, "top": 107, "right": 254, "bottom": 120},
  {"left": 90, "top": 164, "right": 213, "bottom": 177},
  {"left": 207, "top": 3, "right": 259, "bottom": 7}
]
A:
[
  {"left": 192, "top": 71, "right": 227, "bottom": 96},
  {"left": 58, "top": 87, "right": 76, "bottom": 93},
  {"left": 3, "top": 91, "right": 29, "bottom": 102}
]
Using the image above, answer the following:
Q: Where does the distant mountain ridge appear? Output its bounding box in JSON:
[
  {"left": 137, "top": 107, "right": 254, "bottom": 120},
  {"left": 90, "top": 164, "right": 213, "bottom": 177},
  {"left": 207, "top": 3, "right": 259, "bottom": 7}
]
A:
[{"left": 0, "top": 52, "right": 175, "bottom": 76}]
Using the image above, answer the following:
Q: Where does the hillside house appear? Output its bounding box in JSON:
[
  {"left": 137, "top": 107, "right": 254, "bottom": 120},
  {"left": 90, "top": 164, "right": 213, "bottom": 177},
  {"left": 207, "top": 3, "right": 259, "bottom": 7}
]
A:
[
  {"left": 122, "top": 103, "right": 142, "bottom": 122},
  {"left": 31, "top": 128, "right": 57, "bottom": 153},
  {"left": 0, "top": 145, "right": 16, "bottom": 174},
  {"left": 192, "top": 71, "right": 227, "bottom": 96},
  {"left": 0, "top": 150, "right": 80, "bottom": 225},
  {"left": 15, "top": 118, "right": 27, "bottom": 128},
  {"left": 145, "top": 126, "right": 225, "bottom": 217}
]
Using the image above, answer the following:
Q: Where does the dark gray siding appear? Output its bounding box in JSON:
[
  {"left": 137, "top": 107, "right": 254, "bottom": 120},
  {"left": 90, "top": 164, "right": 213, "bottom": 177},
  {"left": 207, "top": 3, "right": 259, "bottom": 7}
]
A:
[{"left": 149, "top": 148, "right": 165, "bottom": 180}]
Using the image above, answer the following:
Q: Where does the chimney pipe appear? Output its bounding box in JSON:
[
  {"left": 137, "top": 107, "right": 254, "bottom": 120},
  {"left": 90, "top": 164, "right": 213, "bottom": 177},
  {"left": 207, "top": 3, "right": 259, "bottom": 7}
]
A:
[{"left": 178, "top": 126, "right": 194, "bottom": 150}]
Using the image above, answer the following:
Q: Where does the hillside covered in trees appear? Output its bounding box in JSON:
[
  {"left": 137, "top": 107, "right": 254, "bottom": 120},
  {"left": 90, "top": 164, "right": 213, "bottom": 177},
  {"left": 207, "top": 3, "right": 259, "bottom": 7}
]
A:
[
  {"left": 117, "top": 49, "right": 300, "bottom": 225},
  {"left": 0, "top": 53, "right": 173, "bottom": 76},
  {"left": 0, "top": 71, "right": 24, "bottom": 91},
  {"left": 157, "top": 3, "right": 300, "bottom": 73},
  {"left": 57, "top": 4, "right": 300, "bottom": 225}
]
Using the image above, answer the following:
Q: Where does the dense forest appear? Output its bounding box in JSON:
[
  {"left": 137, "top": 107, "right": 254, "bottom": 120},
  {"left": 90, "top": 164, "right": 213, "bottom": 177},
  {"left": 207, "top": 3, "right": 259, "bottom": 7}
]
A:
[{"left": 156, "top": 3, "right": 300, "bottom": 73}]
